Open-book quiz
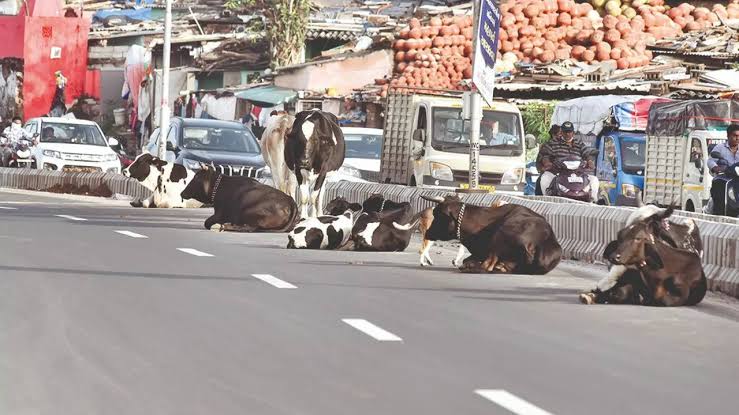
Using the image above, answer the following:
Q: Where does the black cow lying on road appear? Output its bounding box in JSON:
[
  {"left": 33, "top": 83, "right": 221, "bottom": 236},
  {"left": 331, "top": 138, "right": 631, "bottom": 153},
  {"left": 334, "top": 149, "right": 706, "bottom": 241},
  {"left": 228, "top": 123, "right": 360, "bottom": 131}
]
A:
[
  {"left": 421, "top": 195, "right": 562, "bottom": 274},
  {"left": 581, "top": 207, "right": 707, "bottom": 306},
  {"left": 352, "top": 203, "right": 418, "bottom": 252},
  {"left": 323, "top": 196, "right": 362, "bottom": 216},
  {"left": 180, "top": 166, "right": 300, "bottom": 232},
  {"left": 361, "top": 193, "right": 407, "bottom": 214}
]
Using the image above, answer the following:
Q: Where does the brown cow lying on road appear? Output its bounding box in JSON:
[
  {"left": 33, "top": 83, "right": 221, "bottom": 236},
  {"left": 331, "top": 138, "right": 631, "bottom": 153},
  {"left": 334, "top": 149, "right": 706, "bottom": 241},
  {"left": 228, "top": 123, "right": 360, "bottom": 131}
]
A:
[
  {"left": 581, "top": 207, "right": 707, "bottom": 306},
  {"left": 420, "top": 194, "right": 562, "bottom": 274},
  {"left": 180, "top": 166, "right": 300, "bottom": 232}
]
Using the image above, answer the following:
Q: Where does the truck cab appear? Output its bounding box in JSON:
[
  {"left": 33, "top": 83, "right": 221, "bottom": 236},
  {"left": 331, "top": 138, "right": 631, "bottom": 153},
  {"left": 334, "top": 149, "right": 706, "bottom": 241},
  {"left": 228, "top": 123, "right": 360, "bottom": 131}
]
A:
[
  {"left": 595, "top": 132, "right": 646, "bottom": 206},
  {"left": 381, "top": 90, "right": 532, "bottom": 193}
]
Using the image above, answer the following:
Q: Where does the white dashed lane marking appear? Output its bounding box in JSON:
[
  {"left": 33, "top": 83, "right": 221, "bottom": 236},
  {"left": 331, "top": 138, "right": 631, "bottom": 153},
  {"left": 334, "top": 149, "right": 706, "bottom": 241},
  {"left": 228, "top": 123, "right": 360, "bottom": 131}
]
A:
[
  {"left": 251, "top": 274, "right": 297, "bottom": 289},
  {"left": 342, "top": 319, "right": 402, "bottom": 342},
  {"left": 0, "top": 206, "right": 18, "bottom": 210},
  {"left": 475, "top": 390, "right": 554, "bottom": 415},
  {"left": 114, "top": 230, "right": 148, "bottom": 239},
  {"left": 177, "top": 248, "right": 214, "bottom": 257},
  {"left": 55, "top": 214, "right": 87, "bottom": 221}
]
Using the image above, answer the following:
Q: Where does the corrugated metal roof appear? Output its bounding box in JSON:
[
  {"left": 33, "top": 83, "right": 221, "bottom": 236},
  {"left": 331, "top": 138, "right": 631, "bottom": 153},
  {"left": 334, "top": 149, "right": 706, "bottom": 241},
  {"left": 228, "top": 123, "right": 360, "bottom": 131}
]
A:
[{"left": 495, "top": 80, "right": 652, "bottom": 93}]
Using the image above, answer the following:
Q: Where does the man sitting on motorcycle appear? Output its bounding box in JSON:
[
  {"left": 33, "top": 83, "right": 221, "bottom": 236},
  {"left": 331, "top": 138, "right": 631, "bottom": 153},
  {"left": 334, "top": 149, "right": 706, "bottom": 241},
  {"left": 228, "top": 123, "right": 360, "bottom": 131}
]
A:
[
  {"left": 704, "top": 123, "right": 739, "bottom": 214},
  {"left": 1, "top": 117, "right": 34, "bottom": 167},
  {"left": 536, "top": 121, "right": 599, "bottom": 202}
]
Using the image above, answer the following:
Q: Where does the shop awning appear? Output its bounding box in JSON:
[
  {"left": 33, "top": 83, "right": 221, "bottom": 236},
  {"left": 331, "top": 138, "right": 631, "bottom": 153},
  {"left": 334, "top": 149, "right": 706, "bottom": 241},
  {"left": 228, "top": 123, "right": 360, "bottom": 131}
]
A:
[{"left": 235, "top": 85, "right": 297, "bottom": 108}]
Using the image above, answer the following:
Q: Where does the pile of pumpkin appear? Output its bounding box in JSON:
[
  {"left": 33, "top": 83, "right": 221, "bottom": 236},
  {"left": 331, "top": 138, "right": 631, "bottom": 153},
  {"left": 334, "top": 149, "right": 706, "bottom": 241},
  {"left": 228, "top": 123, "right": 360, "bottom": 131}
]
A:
[{"left": 382, "top": 0, "right": 738, "bottom": 94}]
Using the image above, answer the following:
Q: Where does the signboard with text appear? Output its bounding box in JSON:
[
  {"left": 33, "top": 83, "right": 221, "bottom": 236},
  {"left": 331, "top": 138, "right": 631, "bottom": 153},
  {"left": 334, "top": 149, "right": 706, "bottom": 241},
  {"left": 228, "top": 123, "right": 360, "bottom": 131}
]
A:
[{"left": 472, "top": 0, "right": 501, "bottom": 107}]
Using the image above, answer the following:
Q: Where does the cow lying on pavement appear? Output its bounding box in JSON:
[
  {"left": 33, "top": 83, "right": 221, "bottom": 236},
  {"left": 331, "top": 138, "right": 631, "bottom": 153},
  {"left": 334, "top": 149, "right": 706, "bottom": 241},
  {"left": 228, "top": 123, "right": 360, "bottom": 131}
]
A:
[
  {"left": 123, "top": 153, "right": 202, "bottom": 208},
  {"left": 581, "top": 207, "right": 707, "bottom": 306},
  {"left": 352, "top": 202, "right": 417, "bottom": 252},
  {"left": 180, "top": 165, "right": 300, "bottom": 232},
  {"left": 404, "top": 199, "right": 510, "bottom": 267},
  {"left": 287, "top": 200, "right": 363, "bottom": 250},
  {"left": 420, "top": 195, "right": 562, "bottom": 274},
  {"left": 323, "top": 196, "right": 362, "bottom": 216}
]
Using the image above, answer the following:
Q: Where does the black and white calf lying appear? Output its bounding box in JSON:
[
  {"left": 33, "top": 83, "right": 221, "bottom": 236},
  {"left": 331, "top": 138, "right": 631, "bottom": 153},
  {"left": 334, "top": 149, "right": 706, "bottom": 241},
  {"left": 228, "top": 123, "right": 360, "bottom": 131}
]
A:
[
  {"left": 352, "top": 202, "right": 417, "bottom": 252},
  {"left": 123, "top": 153, "right": 202, "bottom": 208},
  {"left": 287, "top": 211, "right": 356, "bottom": 250}
]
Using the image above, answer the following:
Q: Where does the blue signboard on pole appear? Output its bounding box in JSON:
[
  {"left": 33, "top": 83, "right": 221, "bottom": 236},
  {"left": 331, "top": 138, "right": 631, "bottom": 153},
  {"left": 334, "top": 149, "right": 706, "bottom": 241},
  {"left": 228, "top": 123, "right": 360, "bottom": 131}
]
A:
[{"left": 472, "top": 0, "right": 501, "bottom": 106}]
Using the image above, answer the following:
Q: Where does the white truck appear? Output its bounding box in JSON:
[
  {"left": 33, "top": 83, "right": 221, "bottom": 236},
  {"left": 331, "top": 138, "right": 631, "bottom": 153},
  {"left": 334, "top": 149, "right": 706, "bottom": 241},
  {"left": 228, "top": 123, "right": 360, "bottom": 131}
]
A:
[
  {"left": 379, "top": 90, "right": 535, "bottom": 193},
  {"left": 644, "top": 98, "right": 738, "bottom": 212}
]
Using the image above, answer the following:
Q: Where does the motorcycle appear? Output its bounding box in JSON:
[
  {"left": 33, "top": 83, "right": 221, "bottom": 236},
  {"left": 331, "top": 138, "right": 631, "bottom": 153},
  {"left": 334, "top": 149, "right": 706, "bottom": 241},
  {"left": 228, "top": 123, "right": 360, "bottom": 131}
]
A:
[
  {"left": 545, "top": 153, "right": 597, "bottom": 202},
  {"left": 708, "top": 150, "right": 739, "bottom": 217},
  {"left": 9, "top": 136, "right": 37, "bottom": 168}
]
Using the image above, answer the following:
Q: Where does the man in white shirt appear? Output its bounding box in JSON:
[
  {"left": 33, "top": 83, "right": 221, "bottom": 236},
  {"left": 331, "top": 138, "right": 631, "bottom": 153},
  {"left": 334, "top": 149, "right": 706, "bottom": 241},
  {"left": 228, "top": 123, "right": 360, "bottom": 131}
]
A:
[{"left": 1, "top": 117, "right": 33, "bottom": 167}]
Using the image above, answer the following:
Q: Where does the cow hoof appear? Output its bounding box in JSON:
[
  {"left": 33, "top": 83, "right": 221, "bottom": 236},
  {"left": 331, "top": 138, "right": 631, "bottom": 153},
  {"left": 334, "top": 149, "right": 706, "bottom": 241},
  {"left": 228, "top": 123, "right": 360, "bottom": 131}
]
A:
[
  {"left": 579, "top": 293, "right": 596, "bottom": 305},
  {"left": 210, "top": 224, "right": 223, "bottom": 232}
]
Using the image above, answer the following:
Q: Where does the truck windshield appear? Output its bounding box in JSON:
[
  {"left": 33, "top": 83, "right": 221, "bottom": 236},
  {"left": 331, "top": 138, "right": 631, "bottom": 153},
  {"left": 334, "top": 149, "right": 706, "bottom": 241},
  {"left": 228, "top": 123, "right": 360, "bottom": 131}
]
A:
[
  {"left": 431, "top": 107, "right": 523, "bottom": 156},
  {"left": 620, "top": 139, "right": 646, "bottom": 175}
]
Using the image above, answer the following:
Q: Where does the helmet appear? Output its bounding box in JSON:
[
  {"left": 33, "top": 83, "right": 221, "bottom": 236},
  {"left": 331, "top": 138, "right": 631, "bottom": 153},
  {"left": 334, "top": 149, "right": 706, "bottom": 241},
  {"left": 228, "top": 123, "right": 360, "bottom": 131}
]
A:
[{"left": 561, "top": 121, "right": 575, "bottom": 133}]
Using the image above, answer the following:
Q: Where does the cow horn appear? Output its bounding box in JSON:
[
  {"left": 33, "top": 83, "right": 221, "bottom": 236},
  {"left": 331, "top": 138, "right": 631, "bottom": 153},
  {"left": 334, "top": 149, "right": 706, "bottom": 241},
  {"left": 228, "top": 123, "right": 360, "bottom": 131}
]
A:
[
  {"left": 421, "top": 195, "right": 445, "bottom": 203},
  {"left": 393, "top": 222, "right": 414, "bottom": 231}
]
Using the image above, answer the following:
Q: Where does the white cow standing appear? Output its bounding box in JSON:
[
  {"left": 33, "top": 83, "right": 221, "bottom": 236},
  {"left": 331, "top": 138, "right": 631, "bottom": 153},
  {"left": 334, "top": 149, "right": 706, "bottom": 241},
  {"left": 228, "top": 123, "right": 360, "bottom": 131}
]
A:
[
  {"left": 284, "top": 110, "right": 345, "bottom": 218},
  {"left": 260, "top": 113, "right": 297, "bottom": 196}
]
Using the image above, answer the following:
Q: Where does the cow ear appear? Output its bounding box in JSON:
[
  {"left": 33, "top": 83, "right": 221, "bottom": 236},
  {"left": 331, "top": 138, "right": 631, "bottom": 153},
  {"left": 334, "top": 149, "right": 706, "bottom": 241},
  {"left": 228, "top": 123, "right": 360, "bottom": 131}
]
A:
[
  {"left": 657, "top": 206, "right": 675, "bottom": 221},
  {"left": 603, "top": 240, "right": 619, "bottom": 260},
  {"left": 349, "top": 203, "right": 362, "bottom": 212},
  {"left": 644, "top": 243, "right": 664, "bottom": 269},
  {"left": 152, "top": 158, "right": 167, "bottom": 169}
]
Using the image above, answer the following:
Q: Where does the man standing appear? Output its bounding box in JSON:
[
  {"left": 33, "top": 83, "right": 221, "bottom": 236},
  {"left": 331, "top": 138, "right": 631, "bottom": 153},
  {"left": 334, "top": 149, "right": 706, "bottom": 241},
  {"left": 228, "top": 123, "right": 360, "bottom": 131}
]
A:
[
  {"left": 536, "top": 121, "right": 599, "bottom": 202},
  {"left": 1, "top": 117, "right": 33, "bottom": 167}
]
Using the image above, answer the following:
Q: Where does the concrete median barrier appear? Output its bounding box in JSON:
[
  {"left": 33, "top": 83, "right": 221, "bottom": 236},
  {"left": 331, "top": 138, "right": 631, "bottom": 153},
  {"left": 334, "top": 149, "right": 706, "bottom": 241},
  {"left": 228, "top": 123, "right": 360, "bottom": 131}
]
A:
[{"left": 1, "top": 169, "right": 736, "bottom": 298}]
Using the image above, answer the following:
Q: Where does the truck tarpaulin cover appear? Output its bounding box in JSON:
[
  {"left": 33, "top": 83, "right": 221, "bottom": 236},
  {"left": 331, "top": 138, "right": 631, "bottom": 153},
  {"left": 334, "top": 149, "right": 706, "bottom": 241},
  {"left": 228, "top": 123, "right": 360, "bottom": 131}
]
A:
[
  {"left": 611, "top": 97, "right": 672, "bottom": 132},
  {"left": 647, "top": 98, "right": 739, "bottom": 136}
]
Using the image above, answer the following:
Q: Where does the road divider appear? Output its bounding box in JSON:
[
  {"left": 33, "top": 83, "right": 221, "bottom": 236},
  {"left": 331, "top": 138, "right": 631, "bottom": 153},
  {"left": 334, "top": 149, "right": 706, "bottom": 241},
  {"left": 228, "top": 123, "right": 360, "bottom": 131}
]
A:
[
  {"left": 114, "top": 230, "right": 148, "bottom": 239},
  {"left": 475, "top": 389, "right": 554, "bottom": 415},
  {"left": 2, "top": 168, "right": 737, "bottom": 298},
  {"left": 342, "top": 319, "right": 402, "bottom": 341},
  {"left": 251, "top": 274, "right": 297, "bottom": 289}
]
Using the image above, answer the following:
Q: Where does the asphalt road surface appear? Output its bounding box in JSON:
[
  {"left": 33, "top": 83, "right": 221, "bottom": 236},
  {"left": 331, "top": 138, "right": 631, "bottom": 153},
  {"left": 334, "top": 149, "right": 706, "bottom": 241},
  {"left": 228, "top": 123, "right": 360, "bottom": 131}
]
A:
[{"left": 1, "top": 188, "right": 738, "bottom": 415}]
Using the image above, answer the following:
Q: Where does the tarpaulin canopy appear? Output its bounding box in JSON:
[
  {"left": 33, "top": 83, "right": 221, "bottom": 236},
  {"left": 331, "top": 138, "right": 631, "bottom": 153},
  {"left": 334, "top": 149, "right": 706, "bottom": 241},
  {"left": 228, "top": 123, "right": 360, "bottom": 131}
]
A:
[
  {"left": 235, "top": 85, "right": 297, "bottom": 108},
  {"left": 551, "top": 95, "right": 646, "bottom": 136},
  {"left": 646, "top": 98, "right": 739, "bottom": 136},
  {"left": 610, "top": 97, "right": 672, "bottom": 132}
]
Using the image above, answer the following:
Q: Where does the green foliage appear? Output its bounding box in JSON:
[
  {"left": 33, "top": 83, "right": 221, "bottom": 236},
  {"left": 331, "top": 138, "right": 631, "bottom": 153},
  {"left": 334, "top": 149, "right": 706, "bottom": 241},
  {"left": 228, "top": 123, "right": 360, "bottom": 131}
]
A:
[
  {"left": 225, "top": 0, "right": 310, "bottom": 68},
  {"left": 520, "top": 102, "right": 556, "bottom": 144}
]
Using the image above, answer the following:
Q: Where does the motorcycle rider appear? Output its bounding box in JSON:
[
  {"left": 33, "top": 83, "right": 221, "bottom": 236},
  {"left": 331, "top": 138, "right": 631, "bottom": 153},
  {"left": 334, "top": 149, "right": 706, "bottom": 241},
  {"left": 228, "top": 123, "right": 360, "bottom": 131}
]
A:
[
  {"left": 704, "top": 123, "right": 739, "bottom": 214},
  {"left": 1, "top": 117, "right": 33, "bottom": 167},
  {"left": 537, "top": 121, "right": 599, "bottom": 202}
]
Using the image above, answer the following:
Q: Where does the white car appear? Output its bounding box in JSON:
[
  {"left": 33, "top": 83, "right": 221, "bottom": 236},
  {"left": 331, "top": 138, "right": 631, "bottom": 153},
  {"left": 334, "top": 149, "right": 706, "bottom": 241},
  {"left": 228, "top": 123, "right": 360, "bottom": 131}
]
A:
[
  {"left": 327, "top": 127, "right": 383, "bottom": 183},
  {"left": 24, "top": 117, "right": 122, "bottom": 174}
]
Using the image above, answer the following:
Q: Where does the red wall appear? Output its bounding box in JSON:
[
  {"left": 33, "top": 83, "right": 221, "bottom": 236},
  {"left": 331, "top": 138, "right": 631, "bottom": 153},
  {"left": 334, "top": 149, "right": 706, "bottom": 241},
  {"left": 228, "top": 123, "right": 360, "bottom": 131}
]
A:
[{"left": 22, "top": 16, "right": 90, "bottom": 119}]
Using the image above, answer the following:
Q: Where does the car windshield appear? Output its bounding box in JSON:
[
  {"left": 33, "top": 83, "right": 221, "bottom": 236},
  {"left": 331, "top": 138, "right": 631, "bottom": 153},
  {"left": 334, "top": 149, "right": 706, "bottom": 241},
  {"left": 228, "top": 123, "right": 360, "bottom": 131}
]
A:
[
  {"left": 620, "top": 139, "right": 646, "bottom": 175},
  {"left": 40, "top": 122, "right": 106, "bottom": 146},
  {"left": 431, "top": 107, "right": 523, "bottom": 156},
  {"left": 181, "top": 126, "right": 260, "bottom": 153},
  {"left": 344, "top": 133, "right": 382, "bottom": 159}
]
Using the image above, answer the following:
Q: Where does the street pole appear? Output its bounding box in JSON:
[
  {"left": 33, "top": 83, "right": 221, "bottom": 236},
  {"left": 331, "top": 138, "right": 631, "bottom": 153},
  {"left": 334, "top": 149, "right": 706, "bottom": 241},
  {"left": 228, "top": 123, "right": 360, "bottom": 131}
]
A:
[
  {"left": 157, "top": 0, "right": 173, "bottom": 160},
  {"left": 468, "top": 91, "right": 482, "bottom": 190}
]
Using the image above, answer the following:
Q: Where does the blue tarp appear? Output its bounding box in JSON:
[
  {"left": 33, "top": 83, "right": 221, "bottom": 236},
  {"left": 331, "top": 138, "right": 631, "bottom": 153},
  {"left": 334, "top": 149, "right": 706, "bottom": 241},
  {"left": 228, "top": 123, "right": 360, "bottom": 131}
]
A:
[{"left": 93, "top": 8, "right": 152, "bottom": 24}]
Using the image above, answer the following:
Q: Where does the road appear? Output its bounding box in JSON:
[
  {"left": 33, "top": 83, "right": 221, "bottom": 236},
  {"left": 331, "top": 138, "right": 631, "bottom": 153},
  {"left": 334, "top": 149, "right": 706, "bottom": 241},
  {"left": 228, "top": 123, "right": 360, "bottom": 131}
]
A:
[{"left": 1, "top": 188, "right": 738, "bottom": 415}]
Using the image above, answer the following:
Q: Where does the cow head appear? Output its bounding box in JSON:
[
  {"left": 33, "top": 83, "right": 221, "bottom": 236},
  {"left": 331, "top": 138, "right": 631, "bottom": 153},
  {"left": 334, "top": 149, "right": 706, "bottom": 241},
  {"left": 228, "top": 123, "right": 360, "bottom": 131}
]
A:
[
  {"left": 180, "top": 165, "right": 219, "bottom": 203},
  {"left": 605, "top": 207, "right": 675, "bottom": 269},
  {"left": 324, "top": 196, "right": 362, "bottom": 216},
  {"left": 420, "top": 194, "right": 464, "bottom": 241},
  {"left": 287, "top": 110, "right": 344, "bottom": 172},
  {"left": 123, "top": 153, "right": 168, "bottom": 191}
]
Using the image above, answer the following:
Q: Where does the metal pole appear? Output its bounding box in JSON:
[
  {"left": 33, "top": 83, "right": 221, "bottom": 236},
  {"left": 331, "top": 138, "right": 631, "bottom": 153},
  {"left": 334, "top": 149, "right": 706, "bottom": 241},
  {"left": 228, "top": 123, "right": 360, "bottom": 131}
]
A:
[
  {"left": 157, "top": 0, "right": 173, "bottom": 160},
  {"left": 468, "top": 91, "right": 482, "bottom": 190}
]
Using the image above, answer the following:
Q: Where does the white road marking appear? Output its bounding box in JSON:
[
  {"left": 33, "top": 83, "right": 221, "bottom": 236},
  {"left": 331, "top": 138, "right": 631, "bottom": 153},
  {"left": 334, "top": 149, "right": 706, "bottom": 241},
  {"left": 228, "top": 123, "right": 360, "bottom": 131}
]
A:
[
  {"left": 55, "top": 214, "right": 87, "bottom": 221},
  {"left": 251, "top": 274, "right": 297, "bottom": 289},
  {"left": 0, "top": 206, "right": 18, "bottom": 210},
  {"left": 177, "top": 248, "right": 214, "bottom": 257},
  {"left": 114, "top": 230, "right": 148, "bottom": 239},
  {"left": 475, "top": 390, "right": 554, "bottom": 415},
  {"left": 342, "top": 319, "right": 402, "bottom": 342}
]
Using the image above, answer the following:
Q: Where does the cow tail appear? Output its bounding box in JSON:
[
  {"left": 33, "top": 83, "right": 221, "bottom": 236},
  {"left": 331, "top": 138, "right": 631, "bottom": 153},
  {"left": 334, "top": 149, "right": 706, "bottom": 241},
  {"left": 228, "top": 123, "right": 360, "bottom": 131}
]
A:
[{"left": 686, "top": 271, "right": 708, "bottom": 306}]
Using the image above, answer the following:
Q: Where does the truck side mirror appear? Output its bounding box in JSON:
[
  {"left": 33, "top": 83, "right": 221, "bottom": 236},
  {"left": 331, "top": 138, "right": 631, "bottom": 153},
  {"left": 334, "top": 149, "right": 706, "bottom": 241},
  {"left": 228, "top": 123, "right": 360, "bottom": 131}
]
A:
[
  {"left": 525, "top": 134, "right": 537, "bottom": 149},
  {"left": 412, "top": 129, "right": 426, "bottom": 143}
]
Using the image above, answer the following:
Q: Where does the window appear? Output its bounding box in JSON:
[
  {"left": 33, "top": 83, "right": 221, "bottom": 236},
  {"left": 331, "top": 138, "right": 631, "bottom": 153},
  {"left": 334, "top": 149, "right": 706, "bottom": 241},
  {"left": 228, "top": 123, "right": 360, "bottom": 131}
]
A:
[
  {"left": 416, "top": 106, "right": 427, "bottom": 130},
  {"left": 181, "top": 126, "right": 260, "bottom": 153},
  {"left": 602, "top": 136, "right": 617, "bottom": 177},
  {"left": 689, "top": 138, "right": 704, "bottom": 171},
  {"left": 344, "top": 133, "right": 382, "bottom": 159},
  {"left": 24, "top": 121, "right": 36, "bottom": 135},
  {"left": 0, "top": 0, "right": 20, "bottom": 16},
  {"left": 299, "top": 101, "right": 322, "bottom": 112},
  {"left": 39, "top": 122, "right": 106, "bottom": 146},
  {"left": 620, "top": 139, "right": 645, "bottom": 175},
  {"left": 166, "top": 126, "right": 177, "bottom": 147}
]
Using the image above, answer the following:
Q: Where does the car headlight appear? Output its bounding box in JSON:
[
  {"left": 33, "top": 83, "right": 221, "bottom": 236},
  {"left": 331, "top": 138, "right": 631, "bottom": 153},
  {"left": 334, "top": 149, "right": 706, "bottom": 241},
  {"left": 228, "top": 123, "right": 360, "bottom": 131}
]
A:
[
  {"left": 183, "top": 158, "right": 203, "bottom": 170},
  {"left": 430, "top": 162, "right": 453, "bottom": 182},
  {"left": 501, "top": 167, "right": 524, "bottom": 185},
  {"left": 621, "top": 183, "right": 638, "bottom": 198},
  {"left": 103, "top": 153, "right": 119, "bottom": 162},
  {"left": 43, "top": 150, "right": 62, "bottom": 159},
  {"left": 339, "top": 165, "right": 362, "bottom": 178},
  {"left": 557, "top": 183, "right": 569, "bottom": 193}
]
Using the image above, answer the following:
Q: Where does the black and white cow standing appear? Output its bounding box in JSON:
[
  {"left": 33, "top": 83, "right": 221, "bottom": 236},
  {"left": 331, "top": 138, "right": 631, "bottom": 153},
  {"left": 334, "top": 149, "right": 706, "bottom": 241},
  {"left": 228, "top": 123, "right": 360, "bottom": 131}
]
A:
[
  {"left": 123, "top": 153, "right": 203, "bottom": 208},
  {"left": 285, "top": 110, "right": 345, "bottom": 218}
]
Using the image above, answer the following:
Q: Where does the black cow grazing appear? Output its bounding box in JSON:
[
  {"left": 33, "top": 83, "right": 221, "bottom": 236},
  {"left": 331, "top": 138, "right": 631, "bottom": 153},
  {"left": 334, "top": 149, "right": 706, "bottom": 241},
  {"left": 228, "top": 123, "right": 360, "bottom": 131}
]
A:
[
  {"left": 583, "top": 207, "right": 707, "bottom": 307},
  {"left": 324, "top": 196, "right": 362, "bottom": 216},
  {"left": 351, "top": 203, "right": 418, "bottom": 252},
  {"left": 285, "top": 110, "right": 345, "bottom": 218},
  {"left": 180, "top": 166, "right": 300, "bottom": 232},
  {"left": 421, "top": 195, "right": 562, "bottom": 274}
]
